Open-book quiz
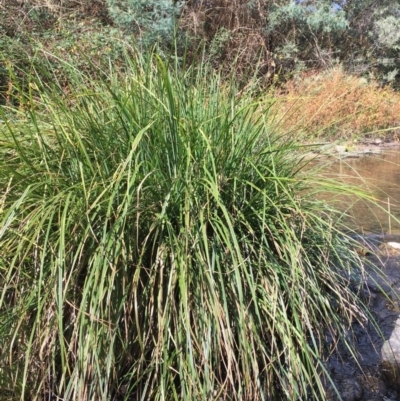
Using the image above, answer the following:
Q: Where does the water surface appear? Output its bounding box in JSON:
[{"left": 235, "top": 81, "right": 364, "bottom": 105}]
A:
[{"left": 321, "top": 149, "right": 400, "bottom": 234}]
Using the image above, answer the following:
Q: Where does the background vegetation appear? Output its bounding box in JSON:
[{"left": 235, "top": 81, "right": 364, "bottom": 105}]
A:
[
  {"left": 275, "top": 66, "right": 400, "bottom": 139},
  {"left": 2, "top": 0, "right": 400, "bottom": 139}
]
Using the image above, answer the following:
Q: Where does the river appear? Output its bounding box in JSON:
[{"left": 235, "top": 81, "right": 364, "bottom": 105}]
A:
[
  {"left": 320, "top": 148, "right": 400, "bottom": 234},
  {"left": 319, "top": 148, "right": 400, "bottom": 401}
]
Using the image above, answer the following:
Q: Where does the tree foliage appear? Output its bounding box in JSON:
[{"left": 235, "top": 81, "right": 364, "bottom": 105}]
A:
[
  {"left": 179, "top": 0, "right": 400, "bottom": 84},
  {"left": 1, "top": 0, "right": 400, "bottom": 85}
]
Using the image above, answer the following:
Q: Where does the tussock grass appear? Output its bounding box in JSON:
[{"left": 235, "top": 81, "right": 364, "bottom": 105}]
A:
[
  {"left": 0, "top": 52, "right": 367, "bottom": 400},
  {"left": 275, "top": 67, "right": 400, "bottom": 140}
]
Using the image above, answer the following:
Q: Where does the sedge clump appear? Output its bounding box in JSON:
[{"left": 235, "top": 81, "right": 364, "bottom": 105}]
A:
[{"left": 0, "top": 51, "right": 369, "bottom": 400}]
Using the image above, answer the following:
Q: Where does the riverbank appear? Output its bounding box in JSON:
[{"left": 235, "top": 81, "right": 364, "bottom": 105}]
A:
[
  {"left": 313, "top": 139, "right": 400, "bottom": 159},
  {"left": 326, "top": 235, "right": 400, "bottom": 401},
  {"left": 2, "top": 4, "right": 400, "bottom": 399},
  {"left": 337, "top": 138, "right": 400, "bottom": 154}
]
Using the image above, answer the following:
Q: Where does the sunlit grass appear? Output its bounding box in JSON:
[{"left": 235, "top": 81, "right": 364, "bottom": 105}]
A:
[
  {"left": 274, "top": 67, "right": 400, "bottom": 140},
  {"left": 0, "top": 51, "right": 370, "bottom": 400}
]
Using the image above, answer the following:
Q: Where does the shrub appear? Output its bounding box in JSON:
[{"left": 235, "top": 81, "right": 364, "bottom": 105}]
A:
[
  {"left": 0, "top": 52, "right": 366, "bottom": 400},
  {"left": 106, "top": 0, "right": 184, "bottom": 44}
]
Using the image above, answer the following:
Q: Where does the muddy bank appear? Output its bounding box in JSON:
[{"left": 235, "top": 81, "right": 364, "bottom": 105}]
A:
[
  {"left": 307, "top": 139, "right": 400, "bottom": 159},
  {"left": 334, "top": 140, "right": 400, "bottom": 159},
  {"left": 326, "top": 235, "right": 400, "bottom": 401}
]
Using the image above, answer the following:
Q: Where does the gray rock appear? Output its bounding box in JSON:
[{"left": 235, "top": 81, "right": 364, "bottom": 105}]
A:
[
  {"left": 326, "top": 377, "right": 363, "bottom": 401},
  {"left": 388, "top": 242, "right": 400, "bottom": 250},
  {"left": 381, "top": 316, "right": 400, "bottom": 392},
  {"left": 336, "top": 145, "right": 347, "bottom": 154},
  {"left": 339, "top": 378, "right": 363, "bottom": 401}
]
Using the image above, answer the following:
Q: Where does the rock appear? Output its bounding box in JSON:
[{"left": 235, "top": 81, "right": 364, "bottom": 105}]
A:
[
  {"left": 365, "top": 268, "right": 396, "bottom": 295},
  {"left": 387, "top": 242, "right": 400, "bottom": 250},
  {"left": 336, "top": 145, "right": 347, "bottom": 154},
  {"left": 359, "top": 375, "right": 388, "bottom": 397},
  {"left": 326, "top": 377, "right": 363, "bottom": 401},
  {"left": 381, "top": 316, "right": 400, "bottom": 392},
  {"left": 339, "top": 378, "right": 363, "bottom": 401}
]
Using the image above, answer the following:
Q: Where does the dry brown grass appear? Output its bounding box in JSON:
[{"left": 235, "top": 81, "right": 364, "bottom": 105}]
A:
[{"left": 274, "top": 67, "right": 400, "bottom": 140}]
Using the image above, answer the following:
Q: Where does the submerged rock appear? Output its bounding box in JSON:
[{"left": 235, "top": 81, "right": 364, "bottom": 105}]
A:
[
  {"left": 324, "top": 238, "right": 400, "bottom": 401},
  {"left": 388, "top": 242, "right": 400, "bottom": 250},
  {"left": 340, "top": 378, "right": 363, "bottom": 401},
  {"left": 381, "top": 316, "right": 400, "bottom": 393},
  {"left": 326, "top": 377, "right": 363, "bottom": 401}
]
